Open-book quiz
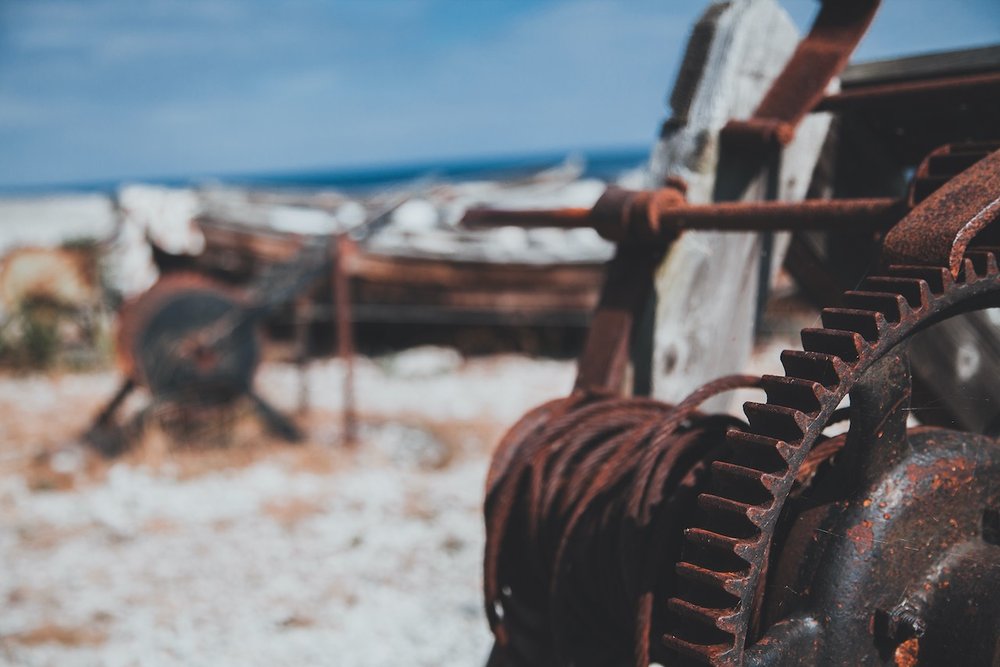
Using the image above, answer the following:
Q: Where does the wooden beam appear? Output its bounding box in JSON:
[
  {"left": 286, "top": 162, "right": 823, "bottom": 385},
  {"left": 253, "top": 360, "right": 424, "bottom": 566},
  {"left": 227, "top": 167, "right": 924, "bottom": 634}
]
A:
[{"left": 646, "top": 0, "right": 832, "bottom": 409}]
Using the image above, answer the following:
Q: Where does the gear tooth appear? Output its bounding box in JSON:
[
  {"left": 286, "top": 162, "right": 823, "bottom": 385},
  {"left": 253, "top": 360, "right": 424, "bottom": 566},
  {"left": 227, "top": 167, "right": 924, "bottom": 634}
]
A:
[
  {"left": 986, "top": 251, "right": 999, "bottom": 275},
  {"left": 843, "top": 290, "right": 909, "bottom": 322},
  {"left": 698, "top": 493, "right": 764, "bottom": 529},
  {"left": 684, "top": 528, "right": 746, "bottom": 552},
  {"left": 726, "top": 430, "right": 791, "bottom": 473},
  {"left": 966, "top": 250, "right": 1000, "bottom": 278},
  {"left": 675, "top": 562, "right": 750, "bottom": 597},
  {"left": 862, "top": 277, "right": 932, "bottom": 309},
  {"left": 887, "top": 265, "right": 952, "bottom": 294},
  {"left": 742, "top": 402, "right": 807, "bottom": 442},
  {"left": 667, "top": 598, "right": 740, "bottom": 634},
  {"left": 821, "top": 308, "right": 885, "bottom": 342},
  {"left": 760, "top": 375, "right": 826, "bottom": 412},
  {"left": 661, "top": 632, "right": 732, "bottom": 665},
  {"left": 726, "top": 431, "right": 799, "bottom": 475},
  {"left": 801, "top": 327, "right": 864, "bottom": 362},
  {"left": 779, "top": 350, "right": 844, "bottom": 387},
  {"left": 711, "top": 460, "right": 776, "bottom": 505},
  {"left": 969, "top": 247, "right": 1000, "bottom": 267},
  {"left": 960, "top": 257, "right": 980, "bottom": 283},
  {"left": 680, "top": 528, "right": 755, "bottom": 575}
]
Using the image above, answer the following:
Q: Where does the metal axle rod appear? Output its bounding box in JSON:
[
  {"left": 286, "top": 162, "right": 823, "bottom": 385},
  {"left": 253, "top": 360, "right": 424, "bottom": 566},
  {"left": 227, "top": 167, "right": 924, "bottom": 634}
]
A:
[{"left": 462, "top": 189, "right": 901, "bottom": 243}]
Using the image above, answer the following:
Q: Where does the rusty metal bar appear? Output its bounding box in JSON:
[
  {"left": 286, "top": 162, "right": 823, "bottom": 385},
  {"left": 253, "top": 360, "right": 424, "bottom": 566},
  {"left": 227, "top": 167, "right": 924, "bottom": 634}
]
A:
[
  {"left": 293, "top": 295, "right": 311, "bottom": 416},
  {"left": 461, "top": 206, "right": 591, "bottom": 229},
  {"left": 573, "top": 243, "right": 667, "bottom": 394},
  {"left": 332, "top": 235, "right": 358, "bottom": 446},
  {"left": 462, "top": 195, "right": 901, "bottom": 239},
  {"left": 721, "top": 0, "right": 881, "bottom": 147},
  {"left": 91, "top": 378, "right": 136, "bottom": 428},
  {"left": 570, "top": 186, "right": 685, "bottom": 393},
  {"left": 815, "top": 71, "right": 1000, "bottom": 112},
  {"left": 658, "top": 197, "right": 899, "bottom": 231}
]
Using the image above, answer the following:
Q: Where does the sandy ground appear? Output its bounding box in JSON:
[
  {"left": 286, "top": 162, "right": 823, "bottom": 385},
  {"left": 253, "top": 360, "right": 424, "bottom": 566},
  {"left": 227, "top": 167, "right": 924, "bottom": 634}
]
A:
[
  {"left": 0, "top": 187, "right": 821, "bottom": 667},
  {"left": 0, "top": 307, "right": 815, "bottom": 667},
  {"left": 0, "top": 350, "right": 577, "bottom": 667}
]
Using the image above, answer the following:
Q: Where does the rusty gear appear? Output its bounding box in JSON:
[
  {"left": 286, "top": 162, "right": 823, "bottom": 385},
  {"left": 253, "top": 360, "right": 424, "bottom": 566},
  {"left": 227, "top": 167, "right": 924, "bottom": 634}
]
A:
[{"left": 662, "top": 152, "right": 1000, "bottom": 664}]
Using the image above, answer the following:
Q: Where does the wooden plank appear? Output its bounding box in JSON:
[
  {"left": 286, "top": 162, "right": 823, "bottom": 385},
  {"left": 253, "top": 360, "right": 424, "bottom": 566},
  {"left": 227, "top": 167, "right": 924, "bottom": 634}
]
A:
[
  {"left": 345, "top": 252, "right": 604, "bottom": 289},
  {"left": 353, "top": 285, "right": 598, "bottom": 313},
  {"left": 646, "top": 0, "right": 832, "bottom": 408}
]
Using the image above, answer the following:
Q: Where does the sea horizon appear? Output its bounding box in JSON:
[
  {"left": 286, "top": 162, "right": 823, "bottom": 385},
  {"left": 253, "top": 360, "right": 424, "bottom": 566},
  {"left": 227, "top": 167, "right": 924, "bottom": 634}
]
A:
[{"left": 0, "top": 145, "right": 650, "bottom": 198}]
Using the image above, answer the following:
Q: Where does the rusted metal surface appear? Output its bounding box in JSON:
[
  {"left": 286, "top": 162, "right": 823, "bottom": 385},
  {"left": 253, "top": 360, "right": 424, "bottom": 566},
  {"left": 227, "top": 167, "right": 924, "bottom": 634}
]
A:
[
  {"left": 882, "top": 147, "right": 1000, "bottom": 277},
  {"left": 748, "top": 366, "right": 1000, "bottom": 665},
  {"left": 480, "top": 235, "right": 1000, "bottom": 665},
  {"left": 477, "top": 0, "right": 1000, "bottom": 657},
  {"left": 88, "top": 244, "right": 331, "bottom": 454},
  {"left": 484, "top": 113, "right": 1000, "bottom": 667},
  {"left": 460, "top": 206, "right": 593, "bottom": 231},
  {"left": 483, "top": 376, "right": 761, "bottom": 666},
  {"left": 114, "top": 271, "right": 250, "bottom": 389},
  {"left": 572, "top": 243, "right": 665, "bottom": 394},
  {"left": 720, "top": 0, "right": 880, "bottom": 148},
  {"left": 906, "top": 141, "right": 1000, "bottom": 207},
  {"left": 662, "top": 212, "right": 1000, "bottom": 664},
  {"left": 86, "top": 271, "right": 270, "bottom": 455},
  {"left": 815, "top": 70, "right": 1000, "bottom": 113},
  {"left": 463, "top": 193, "right": 901, "bottom": 243},
  {"left": 838, "top": 44, "right": 1000, "bottom": 88},
  {"left": 823, "top": 48, "right": 1000, "bottom": 165},
  {"left": 333, "top": 236, "right": 358, "bottom": 445},
  {"left": 477, "top": 3, "right": 1000, "bottom": 664},
  {"left": 569, "top": 186, "right": 685, "bottom": 394}
]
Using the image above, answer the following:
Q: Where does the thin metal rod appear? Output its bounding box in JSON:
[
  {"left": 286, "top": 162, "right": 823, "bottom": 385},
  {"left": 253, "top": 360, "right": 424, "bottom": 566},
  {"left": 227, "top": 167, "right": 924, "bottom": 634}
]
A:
[{"left": 333, "top": 236, "right": 358, "bottom": 446}]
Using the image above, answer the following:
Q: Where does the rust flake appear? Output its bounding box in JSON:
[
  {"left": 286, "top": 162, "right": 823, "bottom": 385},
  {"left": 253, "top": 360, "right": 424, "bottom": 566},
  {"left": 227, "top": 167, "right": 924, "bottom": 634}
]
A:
[
  {"left": 847, "top": 520, "right": 875, "bottom": 556},
  {"left": 894, "top": 637, "right": 919, "bottom": 667}
]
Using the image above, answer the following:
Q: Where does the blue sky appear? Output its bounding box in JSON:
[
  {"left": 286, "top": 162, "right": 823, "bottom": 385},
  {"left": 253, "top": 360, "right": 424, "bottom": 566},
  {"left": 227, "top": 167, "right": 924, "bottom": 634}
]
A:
[{"left": 0, "top": 0, "right": 997, "bottom": 189}]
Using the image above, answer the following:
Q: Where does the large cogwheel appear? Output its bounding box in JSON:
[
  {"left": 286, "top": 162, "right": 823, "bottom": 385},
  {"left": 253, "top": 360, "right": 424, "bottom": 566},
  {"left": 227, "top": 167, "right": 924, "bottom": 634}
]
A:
[{"left": 664, "top": 151, "right": 1000, "bottom": 665}]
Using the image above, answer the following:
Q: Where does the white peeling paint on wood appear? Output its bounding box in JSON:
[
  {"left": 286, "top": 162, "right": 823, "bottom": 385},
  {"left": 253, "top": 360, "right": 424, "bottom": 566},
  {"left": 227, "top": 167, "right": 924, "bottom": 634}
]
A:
[{"left": 646, "top": 0, "right": 832, "bottom": 409}]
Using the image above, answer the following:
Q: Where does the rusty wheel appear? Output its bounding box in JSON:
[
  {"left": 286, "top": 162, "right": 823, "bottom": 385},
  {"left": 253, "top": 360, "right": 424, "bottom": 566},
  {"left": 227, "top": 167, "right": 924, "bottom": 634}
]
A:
[{"left": 115, "top": 272, "right": 258, "bottom": 405}]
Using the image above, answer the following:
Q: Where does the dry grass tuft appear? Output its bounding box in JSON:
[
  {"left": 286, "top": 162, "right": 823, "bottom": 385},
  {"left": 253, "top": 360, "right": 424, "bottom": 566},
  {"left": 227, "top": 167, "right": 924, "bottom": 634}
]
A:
[
  {"left": 3, "top": 623, "right": 107, "bottom": 647},
  {"left": 262, "top": 497, "right": 326, "bottom": 527}
]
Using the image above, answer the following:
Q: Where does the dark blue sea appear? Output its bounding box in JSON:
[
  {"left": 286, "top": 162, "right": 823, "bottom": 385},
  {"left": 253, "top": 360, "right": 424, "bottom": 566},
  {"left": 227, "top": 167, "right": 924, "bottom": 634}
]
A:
[
  {"left": 1, "top": 147, "right": 649, "bottom": 196},
  {"left": 241, "top": 147, "right": 649, "bottom": 193}
]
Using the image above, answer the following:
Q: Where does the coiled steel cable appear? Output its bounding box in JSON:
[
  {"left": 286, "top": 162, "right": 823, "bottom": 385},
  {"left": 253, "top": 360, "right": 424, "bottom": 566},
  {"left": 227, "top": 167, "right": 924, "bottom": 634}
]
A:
[
  {"left": 484, "top": 376, "right": 758, "bottom": 666},
  {"left": 483, "top": 374, "right": 855, "bottom": 667}
]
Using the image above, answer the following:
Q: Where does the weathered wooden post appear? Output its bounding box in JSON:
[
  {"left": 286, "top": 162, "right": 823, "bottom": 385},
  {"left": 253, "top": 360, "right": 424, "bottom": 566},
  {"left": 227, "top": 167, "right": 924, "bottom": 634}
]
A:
[{"left": 645, "top": 0, "right": 832, "bottom": 409}]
